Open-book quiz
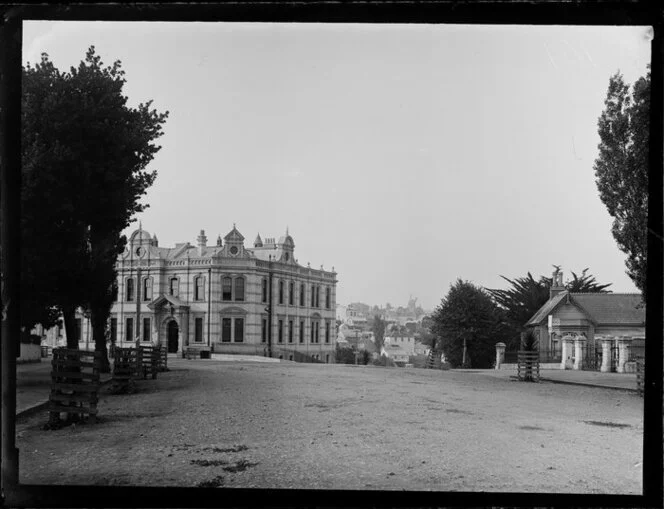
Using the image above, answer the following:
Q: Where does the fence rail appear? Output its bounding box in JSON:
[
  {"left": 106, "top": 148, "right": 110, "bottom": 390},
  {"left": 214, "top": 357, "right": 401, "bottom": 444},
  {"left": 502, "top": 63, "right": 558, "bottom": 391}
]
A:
[
  {"left": 111, "top": 347, "right": 140, "bottom": 394},
  {"left": 49, "top": 348, "right": 101, "bottom": 425},
  {"left": 517, "top": 350, "right": 540, "bottom": 382},
  {"left": 138, "top": 346, "right": 159, "bottom": 379},
  {"left": 635, "top": 358, "right": 645, "bottom": 396}
]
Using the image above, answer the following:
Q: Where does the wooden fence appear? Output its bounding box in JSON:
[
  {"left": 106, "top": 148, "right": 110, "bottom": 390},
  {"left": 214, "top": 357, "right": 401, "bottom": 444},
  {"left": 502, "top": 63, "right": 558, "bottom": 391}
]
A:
[
  {"left": 111, "top": 347, "right": 140, "bottom": 394},
  {"left": 157, "top": 346, "right": 168, "bottom": 372},
  {"left": 138, "top": 345, "right": 159, "bottom": 380},
  {"left": 49, "top": 348, "right": 101, "bottom": 425},
  {"left": 636, "top": 358, "right": 645, "bottom": 396},
  {"left": 517, "top": 351, "right": 540, "bottom": 382},
  {"left": 425, "top": 349, "right": 442, "bottom": 369}
]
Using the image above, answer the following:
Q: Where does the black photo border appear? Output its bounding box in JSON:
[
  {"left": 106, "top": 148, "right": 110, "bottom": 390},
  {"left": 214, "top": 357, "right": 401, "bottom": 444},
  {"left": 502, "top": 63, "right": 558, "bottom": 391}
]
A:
[{"left": 1, "top": 2, "right": 662, "bottom": 508}]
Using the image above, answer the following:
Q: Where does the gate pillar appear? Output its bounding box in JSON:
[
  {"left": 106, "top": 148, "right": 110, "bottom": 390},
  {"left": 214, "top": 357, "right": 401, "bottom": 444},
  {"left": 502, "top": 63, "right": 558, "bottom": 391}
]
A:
[
  {"left": 573, "top": 336, "right": 586, "bottom": 370},
  {"left": 616, "top": 336, "right": 632, "bottom": 373},
  {"left": 600, "top": 337, "right": 613, "bottom": 372},
  {"left": 561, "top": 335, "right": 574, "bottom": 370},
  {"left": 495, "top": 342, "right": 506, "bottom": 370}
]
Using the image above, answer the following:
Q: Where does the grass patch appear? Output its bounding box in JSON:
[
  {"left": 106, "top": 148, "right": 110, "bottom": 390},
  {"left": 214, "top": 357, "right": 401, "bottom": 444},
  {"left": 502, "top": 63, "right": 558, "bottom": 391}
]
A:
[
  {"left": 191, "top": 459, "right": 228, "bottom": 467},
  {"left": 445, "top": 408, "right": 473, "bottom": 415},
  {"left": 196, "top": 476, "right": 224, "bottom": 488},
  {"left": 206, "top": 444, "right": 248, "bottom": 453},
  {"left": 583, "top": 420, "right": 632, "bottom": 429},
  {"left": 222, "top": 459, "right": 259, "bottom": 473},
  {"left": 519, "top": 425, "right": 545, "bottom": 431}
]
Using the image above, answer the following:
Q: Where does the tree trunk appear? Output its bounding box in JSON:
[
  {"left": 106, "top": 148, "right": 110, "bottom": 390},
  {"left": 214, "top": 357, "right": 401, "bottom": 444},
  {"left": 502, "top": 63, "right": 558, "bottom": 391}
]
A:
[
  {"left": 462, "top": 337, "right": 467, "bottom": 368},
  {"left": 91, "top": 307, "right": 111, "bottom": 373},
  {"left": 61, "top": 304, "right": 78, "bottom": 349}
]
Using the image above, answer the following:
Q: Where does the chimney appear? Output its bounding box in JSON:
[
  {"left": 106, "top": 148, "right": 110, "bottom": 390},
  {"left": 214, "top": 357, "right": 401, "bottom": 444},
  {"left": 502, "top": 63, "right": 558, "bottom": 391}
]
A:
[
  {"left": 550, "top": 269, "right": 565, "bottom": 300},
  {"left": 197, "top": 230, "right": 207, "bottom": 254}
]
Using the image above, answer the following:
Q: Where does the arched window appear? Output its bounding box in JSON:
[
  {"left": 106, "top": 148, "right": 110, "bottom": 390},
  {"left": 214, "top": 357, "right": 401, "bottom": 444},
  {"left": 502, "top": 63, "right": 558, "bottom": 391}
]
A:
[
  {"left": 143, "top": 277, "right": 152, "bottom": 301},
  {"left": 325, "top": 287, "right": 331, "bottom": 309},
  {"left": 262, "top": 278, "right": 268, "bottom": 303},
  {"left": 311, "top": 285, "right": 315, "bottom": 307},
  {"left": 169, "top": 277, "right": 179, "bottom": 297},
  {"left": 194, "top": 276, "right": 204, "bottom": 301},
  {"left": 126, "top": 278, "right": 135, "bottom": 301},
  {"left": 299, "top": 283, "right": 305, "bottom": 306},
  {"left": 278, "top": 280, "right": 284, "bottom": 304},
  {"left": 315, "top": 286, "right": 320, "bottom": 308},
  {"left": 289, "top": 281, "right": 294, "bottom": 305},
  {"left": 234, "top": 277, "right": 245, "bottom": 301},
  {"left": 222, "top": 277, "right": 232, "bottom": 301}
]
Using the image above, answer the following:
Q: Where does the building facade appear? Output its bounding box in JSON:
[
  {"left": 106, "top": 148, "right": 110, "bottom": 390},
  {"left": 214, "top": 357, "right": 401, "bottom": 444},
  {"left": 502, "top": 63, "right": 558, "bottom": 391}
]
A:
[{"left": 110, "top": 225, "right": 338, "bottom": 363}]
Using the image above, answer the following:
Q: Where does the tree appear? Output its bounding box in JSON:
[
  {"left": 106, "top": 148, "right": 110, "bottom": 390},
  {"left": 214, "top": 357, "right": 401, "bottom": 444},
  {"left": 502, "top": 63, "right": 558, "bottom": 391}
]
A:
[
  {"left": 22, "top": 47, "right": 169, "bottom": 370},
  {"left": 335, "top": 344, "right": 356, "bottom": 364},
  {"left": 372, "top": 315, "right": 386, "bottom": 352},
  {"left": 594, "top": 69, "right": 649, "bottom": 297},
  {"left": 431, "top": 279, "right": 509, "bottom": 369},
  {"left": 487, "top": 268, "right": 611, "bottom": 349}
]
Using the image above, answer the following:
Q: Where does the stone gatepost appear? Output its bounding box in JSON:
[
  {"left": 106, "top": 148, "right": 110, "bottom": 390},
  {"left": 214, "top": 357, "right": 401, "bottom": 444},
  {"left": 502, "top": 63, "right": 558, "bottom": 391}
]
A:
[
  {"left": 495, "top": 342, "right": 506, "bottom": 370},
  {"left": 617, "top": 336, "right": 632, "bottom": 373},
  {"left": 600, "top": 337, "right": 613, "bottom": 373},
  {"left": 573, "top": 336, "right": 586, "bottom": 370},
  {"left": 561, "top": 334, "right": 574, "bottom": 370}
]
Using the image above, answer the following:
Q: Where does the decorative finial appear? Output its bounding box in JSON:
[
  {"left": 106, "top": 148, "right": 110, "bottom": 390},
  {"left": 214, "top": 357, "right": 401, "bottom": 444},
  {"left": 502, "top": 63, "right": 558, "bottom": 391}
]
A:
[
  {"left": 233, "top": 222, "right": 236, "bottom": 229},
  {"left": 286, "top": 225, "right": 289, "bottom": 236},
  {"left": 139, "top": 221, "right": 142, "bottom": 231}
]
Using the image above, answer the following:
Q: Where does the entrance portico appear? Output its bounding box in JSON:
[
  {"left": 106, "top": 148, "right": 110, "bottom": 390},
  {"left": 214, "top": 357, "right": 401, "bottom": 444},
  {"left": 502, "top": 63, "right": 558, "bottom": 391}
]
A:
[{"left": 148, "top": 294, "right": 190, "bottom": 355}]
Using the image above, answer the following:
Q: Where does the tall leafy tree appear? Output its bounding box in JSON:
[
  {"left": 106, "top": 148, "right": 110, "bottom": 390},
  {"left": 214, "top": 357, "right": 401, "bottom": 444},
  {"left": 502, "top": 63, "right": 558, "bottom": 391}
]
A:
[
  {"left": 431, "top": 279, "right": 508, "bottom": 369},
  {"left": 594, "top": 69, "right": 649, "bottom": 297},
  {"left": 372, "top": 315, "right": 386, "bottom": 352},
  {"left": 488, "top": 268, "right": 612, "bottom": 349},
  {"left": 22, "top": 47, "right": 169, "bottom": 370}
]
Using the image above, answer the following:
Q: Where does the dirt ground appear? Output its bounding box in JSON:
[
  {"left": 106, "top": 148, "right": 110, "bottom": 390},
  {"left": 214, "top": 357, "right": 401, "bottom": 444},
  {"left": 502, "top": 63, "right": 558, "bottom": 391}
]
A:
[{"left": 16, "top": 359, "right": 643, "bottom": 493}]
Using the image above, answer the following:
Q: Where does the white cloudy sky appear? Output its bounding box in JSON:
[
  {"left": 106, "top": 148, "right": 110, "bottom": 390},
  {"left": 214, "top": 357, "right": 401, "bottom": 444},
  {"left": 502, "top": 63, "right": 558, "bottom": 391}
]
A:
[{"left": 23, "top": 22, "right": 652, "bottom": 310}]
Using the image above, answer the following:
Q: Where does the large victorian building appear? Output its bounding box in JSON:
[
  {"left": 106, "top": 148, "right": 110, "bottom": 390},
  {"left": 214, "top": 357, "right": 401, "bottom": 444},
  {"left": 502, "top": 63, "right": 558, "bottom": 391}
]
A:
[{"left": 110, "top": 225, "right": 338, "bottom": 363}]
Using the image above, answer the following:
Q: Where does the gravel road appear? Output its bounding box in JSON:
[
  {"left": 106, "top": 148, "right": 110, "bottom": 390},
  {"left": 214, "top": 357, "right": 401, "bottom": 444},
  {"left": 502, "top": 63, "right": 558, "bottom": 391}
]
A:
[{"left": 16, "top": 359, "right": 643, "bottom": 493}]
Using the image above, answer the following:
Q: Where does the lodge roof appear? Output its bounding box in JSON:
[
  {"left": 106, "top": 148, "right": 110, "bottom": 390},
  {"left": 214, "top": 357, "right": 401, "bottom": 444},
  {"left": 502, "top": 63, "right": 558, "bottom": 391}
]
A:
[{"left": 526, "top": 291, "right": 645, "bottom": 327}]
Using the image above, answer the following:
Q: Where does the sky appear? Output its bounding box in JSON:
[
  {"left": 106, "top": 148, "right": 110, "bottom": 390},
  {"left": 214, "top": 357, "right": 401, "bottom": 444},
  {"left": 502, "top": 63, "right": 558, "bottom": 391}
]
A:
[{"left": 23, "top": 22, "right": 652, "bottom": 311}]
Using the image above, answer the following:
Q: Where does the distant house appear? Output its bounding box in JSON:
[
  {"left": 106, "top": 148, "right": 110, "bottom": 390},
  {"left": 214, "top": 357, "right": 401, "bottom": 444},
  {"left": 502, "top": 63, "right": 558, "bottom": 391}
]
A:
[
  {"left": 526, "top": 278, "right": 644, "bottom": 368},
  {"left": 383, "top": 334, "right": 416, "bottom": 356},
  {"left": 381, "top": 344, "right": 410, "bottom": 364}
]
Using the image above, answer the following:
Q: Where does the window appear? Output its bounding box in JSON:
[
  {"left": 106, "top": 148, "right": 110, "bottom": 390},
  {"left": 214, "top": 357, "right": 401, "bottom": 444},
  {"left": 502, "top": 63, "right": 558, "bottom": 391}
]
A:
[
  {"left": 143, "top": 317, "right": 151, "bottom": 342},
  {"left": 126, "top": 317, "right": 134, "bottom": 342},
  {"left": 300, "top": 284, "right": 305, "bottom": 306},
  {"left": 311, "top": 285, "right": 315, "bottom": 307},
  {"left": 326, "top": 354, "right": 330, "bottom": 364},
  {"left": 234, "top": 318, "right": 244, "bottom": 342},
  {"left": 143, "top": 278, "right": 152, "bottom": 301},
  {"left": 195, "top": 276, "right": 204, "bottom": 301},
  {"left": 57, "top": 325, "right": 62, "bottom": 337},
  {"left": 278, "top": 320, "right": 283, "bottom": 344},
  {"left": 110, "top": 318, "right": 117, "bottom": 343},
  {"left": 75, "top": 318, "right": 82, "bottom": 342},
  {"left": 325, "top": 287, "right": 330, "bottom": 309},
  {"left": 262, "top": 278, "right": 268, "bottom": 303},
  {"left": 288, "top": 320, "right": 293, "bottom": 343},
  {"left": 299, "top": 321, "right": 304, "bottom": 344},
  {"left": 222, "top": 318, "right": 231, "bottom": 342},
  {"left": 234, "top": 277, "right": 245, "bottom": 301},
  {"left": 289, "top": 354, "right": 294, "bottom": 361},
  {"left": 310, "top": 322, "right": 315, "bottom": 343},
  {"left": 315, "top": 322, "right": 320, "bottom": 343},
  {"left": 278, "top": 280, "right": 284, "bottom": 305},
  {"left": 126, "top": 278, "right": 135, "bottom": 301},
  {"left": 325, "top": 321, "right": 330, "bottom": 344},
  {"left": 169, "top": 277, "right": 179, "bottom": 297},
  {"left": 195, "top": 317, "right": 203, "bottom": 343},
  {"left": 289, "top": 281, "right": 294, "bottom": 305},
  {"left": 261, "top": 318, "right": 267, "bottom": 343},
  {"left": 316, "top": 286, "right": 320, "bottom": 308},
  {"left": 222, "top": 277, "right": 232, "bottom": 301}
]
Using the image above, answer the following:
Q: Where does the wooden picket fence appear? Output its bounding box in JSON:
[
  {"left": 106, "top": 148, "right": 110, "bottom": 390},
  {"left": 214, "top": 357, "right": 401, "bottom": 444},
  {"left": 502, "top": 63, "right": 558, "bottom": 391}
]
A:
[
  {"left": 517, "top": 350, "right": 540, "bottom": 382},
  {"left": 635, "top": 358, "right": 645, "bottom": 396},
  {"left": 49, "top": 348, "right": 101, "bottom": 425},
  {"left": 138, "top": 345, "right": 159, "bottom": 380},
  {"left": 157, "top": 345, "right": 168, "bottom": 372},
  {"left": 111, "top": 347, "right": 140, "bottom": 394},
  {"left": 425, "top": 349, "right": 442, "bottom": 369}
]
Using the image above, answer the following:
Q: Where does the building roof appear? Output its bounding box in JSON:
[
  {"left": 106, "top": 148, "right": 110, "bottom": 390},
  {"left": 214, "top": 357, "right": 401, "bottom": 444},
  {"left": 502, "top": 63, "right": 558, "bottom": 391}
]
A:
[{"left": 526, "top": 291, "right": 644, "bottom": 327}]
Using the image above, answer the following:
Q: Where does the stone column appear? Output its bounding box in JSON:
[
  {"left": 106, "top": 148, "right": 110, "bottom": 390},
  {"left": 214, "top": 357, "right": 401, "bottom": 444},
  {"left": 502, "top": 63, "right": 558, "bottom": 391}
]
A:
[
  {"left": 600, "top": 337, "right": 613, "bottom": 373},
  {"left": 495, "top": 342, "right": 506, "bottom": 370},
  {"left": 573, "top": 336, "right": 586, "bottom": 370},
  {"left": 561, "top": 335, "right": 574, "bottom": 370},
  {"left": 617, "top": 336, "right": 632, "bottom": 374}
]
